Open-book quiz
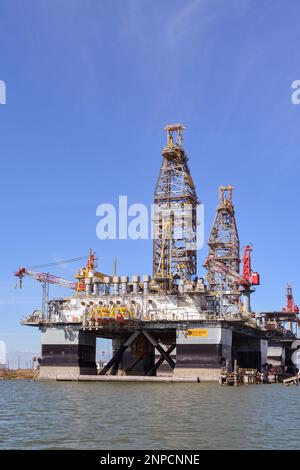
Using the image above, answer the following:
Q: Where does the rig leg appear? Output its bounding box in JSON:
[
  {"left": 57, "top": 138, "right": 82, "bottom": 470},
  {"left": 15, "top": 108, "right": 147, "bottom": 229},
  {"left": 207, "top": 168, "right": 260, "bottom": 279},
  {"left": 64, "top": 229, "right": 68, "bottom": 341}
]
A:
[{"left": 38, "top": 325, "right": 97, "bottom": 379}]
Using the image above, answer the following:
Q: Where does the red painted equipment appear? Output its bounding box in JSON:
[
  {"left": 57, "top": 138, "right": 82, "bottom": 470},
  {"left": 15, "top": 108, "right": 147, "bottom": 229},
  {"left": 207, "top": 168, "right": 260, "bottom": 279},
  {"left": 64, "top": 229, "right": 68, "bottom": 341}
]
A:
[
  {"left": 206, "top": 244, "right": 260, "bottom": 293},
  {"left": 241, "top": 245, "right": 260, "bottom": 287},
  {"left": 283, "top": 284, "right": 299, "bottom": 315}
]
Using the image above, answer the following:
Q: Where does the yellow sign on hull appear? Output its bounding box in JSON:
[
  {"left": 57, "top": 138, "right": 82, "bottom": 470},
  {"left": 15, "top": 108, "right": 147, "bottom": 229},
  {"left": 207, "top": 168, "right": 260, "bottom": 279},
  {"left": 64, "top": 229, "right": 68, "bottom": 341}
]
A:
[{"left": 186, "top": 329, "right": 209, "bottom": 337}]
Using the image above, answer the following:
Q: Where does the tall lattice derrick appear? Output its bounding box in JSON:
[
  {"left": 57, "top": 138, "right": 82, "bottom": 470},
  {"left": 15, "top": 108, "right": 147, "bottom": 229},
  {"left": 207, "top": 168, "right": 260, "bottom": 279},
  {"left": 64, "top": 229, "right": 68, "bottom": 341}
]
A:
[
  {"left": 153, "top": 124, "right": 198, "bottom": 289},
  {"left": 206, "top": 186, "right": 240, "bottom": 301}
]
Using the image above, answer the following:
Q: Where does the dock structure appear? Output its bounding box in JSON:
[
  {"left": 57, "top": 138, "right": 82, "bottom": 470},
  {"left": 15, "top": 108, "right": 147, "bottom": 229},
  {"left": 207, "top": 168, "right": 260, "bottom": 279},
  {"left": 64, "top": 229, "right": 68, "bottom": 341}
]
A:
[
  {"left": 283, "top": 372, "right": 300, "bottom": 386},
  {"left": 18, "top": 125, "right": 300, "bottom": 382}
]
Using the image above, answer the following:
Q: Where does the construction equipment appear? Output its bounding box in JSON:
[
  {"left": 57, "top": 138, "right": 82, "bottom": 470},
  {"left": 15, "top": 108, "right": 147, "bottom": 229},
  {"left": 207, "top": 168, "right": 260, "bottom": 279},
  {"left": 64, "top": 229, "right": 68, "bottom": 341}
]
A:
[
  {"left": 15, "top": 268, "right": 84, "bottom": 291},
  {"left": 15, "top": 250, "right": 111, "bottom": 318},
  {"left": 75, "top": 249, "right": 108, "bottom": 282},
  {"left": 14, "top": 253, "right": 95, "bottom": 291},
  {"left": 15, "top": 267, "right": 85, "bottom": 319},
  {"left": 15, "top": 253, "right": 97, "bottom": 318},
  {"left": 206, "top": 244, "right": 260, "bottom": 313},
  {"left": 207, "top": 248, "right": 259, "bottom": 289},
  {"left": 241, "top": 245, "right": 260, "bottom": 287}
]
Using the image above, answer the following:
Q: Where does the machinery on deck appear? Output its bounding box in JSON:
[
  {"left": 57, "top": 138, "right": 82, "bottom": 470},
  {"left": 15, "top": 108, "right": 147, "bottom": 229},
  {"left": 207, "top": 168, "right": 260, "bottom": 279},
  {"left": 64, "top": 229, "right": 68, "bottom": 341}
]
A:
[
  {"left": 15, "top": 250, "right": 109, "bottom": 318},
  {"left": 15, "top": 124, "right": 300, "bottom": 379},
  {"left": 283, "top": 284, "right": 299, "bottom": 315},
  {"left": 15, "top": 126, "right": 292, "bottom": 327},
  {"left": 206, "top": 244, "right": 260, "bottom": 313},
  {"left": 15, "top": 257, "right": 87, "bottom": 318},
  {"left": 256, "top": 285, "right": 300, "bottom": 336}
]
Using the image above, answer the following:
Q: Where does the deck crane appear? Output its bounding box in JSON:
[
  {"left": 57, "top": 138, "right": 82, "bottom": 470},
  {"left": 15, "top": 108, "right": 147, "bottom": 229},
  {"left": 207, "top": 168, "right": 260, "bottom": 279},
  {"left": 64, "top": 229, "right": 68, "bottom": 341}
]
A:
[
  {"left": 207, "top": 245, "right": 259, "bottom": 287},
  {"left": 15, "top": 255, "right": 90, "bottom": 318},
  {"left": 15, "top": 250, "right": 110, "bottom": 318},
  {"left": 207, "top": 244, "right": 260, "bottom": 313},
  {"left": 241, "top": 245, "right": 260, "bottom": 287}
]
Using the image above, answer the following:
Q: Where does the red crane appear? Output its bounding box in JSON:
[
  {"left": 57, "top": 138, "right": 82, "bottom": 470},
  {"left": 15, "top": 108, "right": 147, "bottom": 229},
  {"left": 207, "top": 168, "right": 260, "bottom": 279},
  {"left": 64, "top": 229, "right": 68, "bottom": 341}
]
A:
[
  {"left": 241, "top": 245, "right": 260, "bottom": 287},
  {"left": 207, "top": 244, "right": 260, "bottom": 291}
]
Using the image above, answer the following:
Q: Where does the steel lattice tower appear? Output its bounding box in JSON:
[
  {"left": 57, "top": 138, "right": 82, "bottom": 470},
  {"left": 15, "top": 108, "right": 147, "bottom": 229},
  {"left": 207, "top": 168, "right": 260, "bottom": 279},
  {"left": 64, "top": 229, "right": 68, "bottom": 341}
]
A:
[
  {"left": 153, "top": 124, "right": 198, "bottom": 289},
  {"left": 206, "top": 186, "right": 240, "bottom": 300}
]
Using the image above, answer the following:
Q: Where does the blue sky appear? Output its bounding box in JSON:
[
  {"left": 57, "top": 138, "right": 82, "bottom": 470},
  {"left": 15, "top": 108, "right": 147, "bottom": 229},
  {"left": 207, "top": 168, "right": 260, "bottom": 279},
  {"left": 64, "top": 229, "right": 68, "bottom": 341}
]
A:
[{"left": 0, "top": 0, "right": 300, "bottom": 353}]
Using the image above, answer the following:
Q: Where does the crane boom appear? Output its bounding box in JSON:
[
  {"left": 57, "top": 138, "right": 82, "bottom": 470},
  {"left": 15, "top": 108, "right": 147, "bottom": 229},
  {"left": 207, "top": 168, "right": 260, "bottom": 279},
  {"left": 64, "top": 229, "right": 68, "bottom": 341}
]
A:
[
  {"left": 15, "top": 249, "right": 110, "bottom": 318},
  {"left": 28, "top": 255, "right": 89, "bottom": 270},
  {"left": 15, "top": 267, "right": 84, "bottom": 291},
  {"left": 208, "top": 258, "right": 244, "bottom": 285},
  {"left": 207, "top": 245, "right": 260, "bottom": 292},
  {"left": 15, "top": 267, "right": 85, "bottom": 319},
  {"left": 16, "top": 268, "right": 83, "bottom": 290}
]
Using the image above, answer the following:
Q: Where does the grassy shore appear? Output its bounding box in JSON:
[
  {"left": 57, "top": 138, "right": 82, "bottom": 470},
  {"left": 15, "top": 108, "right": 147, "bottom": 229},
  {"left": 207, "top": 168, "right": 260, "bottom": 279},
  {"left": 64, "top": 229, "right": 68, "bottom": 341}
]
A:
[{"left": 0, "top": 369, "right": 37, "bottom": 380}]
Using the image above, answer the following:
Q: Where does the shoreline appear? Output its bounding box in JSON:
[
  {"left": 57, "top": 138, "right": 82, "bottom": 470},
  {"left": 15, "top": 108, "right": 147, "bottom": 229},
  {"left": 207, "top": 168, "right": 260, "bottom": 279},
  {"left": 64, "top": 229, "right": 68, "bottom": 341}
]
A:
[{"left": 0, "top": 369, "right": 37, "bottom": 380}]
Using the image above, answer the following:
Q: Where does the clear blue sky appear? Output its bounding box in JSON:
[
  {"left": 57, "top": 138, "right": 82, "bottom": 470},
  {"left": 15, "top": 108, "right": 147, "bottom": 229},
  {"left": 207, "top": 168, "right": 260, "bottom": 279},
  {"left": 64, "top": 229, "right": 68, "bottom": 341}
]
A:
[{"left": 0, "top": 0, "right": 300, "bottom": 353}]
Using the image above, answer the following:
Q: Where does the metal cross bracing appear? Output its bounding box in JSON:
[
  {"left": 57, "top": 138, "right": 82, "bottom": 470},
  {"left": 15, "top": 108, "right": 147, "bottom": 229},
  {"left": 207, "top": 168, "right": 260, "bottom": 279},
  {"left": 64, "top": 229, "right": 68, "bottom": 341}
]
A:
[
  {"left": 206, "top": 186, "right": 240, "bottom": 302},
  {"left": 99, "top": 330, "right": 176, "bottom": 376},
  {"left": 153, "top": 124, "right": 198, "bottom": 289}
]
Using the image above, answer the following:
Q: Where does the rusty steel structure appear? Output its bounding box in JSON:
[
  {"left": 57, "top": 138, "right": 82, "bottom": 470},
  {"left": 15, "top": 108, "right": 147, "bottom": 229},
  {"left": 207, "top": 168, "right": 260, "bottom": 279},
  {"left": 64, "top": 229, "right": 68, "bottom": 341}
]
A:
[
  {"left": 206, "top": 186, "right": 240, "bottom": 301},
  {"left": 153, "top": 124, "right": 198, "bottom": 288}
]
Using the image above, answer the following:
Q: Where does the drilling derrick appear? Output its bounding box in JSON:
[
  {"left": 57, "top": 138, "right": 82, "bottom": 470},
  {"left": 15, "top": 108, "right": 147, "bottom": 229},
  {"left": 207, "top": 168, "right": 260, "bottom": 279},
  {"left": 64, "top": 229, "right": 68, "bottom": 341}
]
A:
[
  {"left": 153, "top": 124, "right": 198, "bottom": 289},
  {"left": 206, "top": 186, "right": 240, "bottom": 302}
]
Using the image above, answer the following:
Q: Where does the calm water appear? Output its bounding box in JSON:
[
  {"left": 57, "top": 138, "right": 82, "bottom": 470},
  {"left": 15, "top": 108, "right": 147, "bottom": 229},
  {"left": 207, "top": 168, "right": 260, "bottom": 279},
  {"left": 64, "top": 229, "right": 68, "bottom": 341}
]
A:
[{"left": 0, "top": 380, "right": 299, "bottom": 450}]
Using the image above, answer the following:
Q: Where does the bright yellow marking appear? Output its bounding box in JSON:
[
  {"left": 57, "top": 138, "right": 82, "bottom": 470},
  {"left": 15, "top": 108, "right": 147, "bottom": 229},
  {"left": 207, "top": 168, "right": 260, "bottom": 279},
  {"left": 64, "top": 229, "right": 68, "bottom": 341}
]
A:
[{"left": 186, "top": 329, "right": 209, "bottom": 337}]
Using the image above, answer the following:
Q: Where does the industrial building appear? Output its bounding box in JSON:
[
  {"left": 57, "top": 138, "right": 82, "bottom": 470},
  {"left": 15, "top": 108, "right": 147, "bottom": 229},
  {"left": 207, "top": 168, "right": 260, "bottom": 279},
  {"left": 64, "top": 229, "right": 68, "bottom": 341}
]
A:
[{"left": 16, "top": 125, "right": 300, "bottom": 381}]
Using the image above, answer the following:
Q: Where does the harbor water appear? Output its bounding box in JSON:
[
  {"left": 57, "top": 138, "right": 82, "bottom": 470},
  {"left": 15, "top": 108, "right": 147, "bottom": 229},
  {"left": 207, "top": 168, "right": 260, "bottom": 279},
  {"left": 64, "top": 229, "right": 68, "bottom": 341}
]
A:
[{"left": 0, "top": 380, "right": 299, "bottom": 450}]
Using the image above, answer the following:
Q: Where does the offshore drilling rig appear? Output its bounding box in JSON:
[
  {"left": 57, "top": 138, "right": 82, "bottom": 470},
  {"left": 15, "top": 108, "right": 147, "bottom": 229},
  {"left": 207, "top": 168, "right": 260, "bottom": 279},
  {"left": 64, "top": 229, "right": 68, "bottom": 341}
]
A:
[{"left": 16, "top": 124, "right": 300, "bottom": 381}]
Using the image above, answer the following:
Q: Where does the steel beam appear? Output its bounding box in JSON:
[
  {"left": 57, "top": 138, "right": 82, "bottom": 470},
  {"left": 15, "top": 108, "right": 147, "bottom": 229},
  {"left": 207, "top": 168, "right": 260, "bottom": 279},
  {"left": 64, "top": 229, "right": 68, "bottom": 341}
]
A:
[
  {"left": 142, "top": 330, "right": 175, "bottom": 369},
  {"left": 146, "top": 344, "right": 176, "bottom": 376},
  {"left": 99, "top": 331, "right": 141, "bottom": 375}
]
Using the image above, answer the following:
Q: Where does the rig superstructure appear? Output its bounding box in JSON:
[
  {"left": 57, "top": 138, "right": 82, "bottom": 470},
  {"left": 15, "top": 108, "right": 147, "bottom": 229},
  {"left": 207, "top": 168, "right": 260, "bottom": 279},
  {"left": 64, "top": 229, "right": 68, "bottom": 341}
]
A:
[
  {"left": 16, "top": 125, "right": 300, "bottom": 381},
  {"left": 153, "top": 124, "right": 198, "bottom": 287}
]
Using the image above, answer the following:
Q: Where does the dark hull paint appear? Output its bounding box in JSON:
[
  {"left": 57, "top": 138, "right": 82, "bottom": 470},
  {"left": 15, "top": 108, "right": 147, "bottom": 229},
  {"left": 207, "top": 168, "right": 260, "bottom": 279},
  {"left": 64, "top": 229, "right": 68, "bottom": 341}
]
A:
[
  {"left": 176, "top": 344, "right": 223, "bottom": 368},
  {"left": 41, "top": 344, "right": 97, "bottom": 374}
]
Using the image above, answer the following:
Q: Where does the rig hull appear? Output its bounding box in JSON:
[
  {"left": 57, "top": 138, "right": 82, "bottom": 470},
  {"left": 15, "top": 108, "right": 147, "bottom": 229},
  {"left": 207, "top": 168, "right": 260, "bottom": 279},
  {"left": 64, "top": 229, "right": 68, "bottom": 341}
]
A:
[{"left": 33, "top": 311, "right": 273, "bottom": 381}]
